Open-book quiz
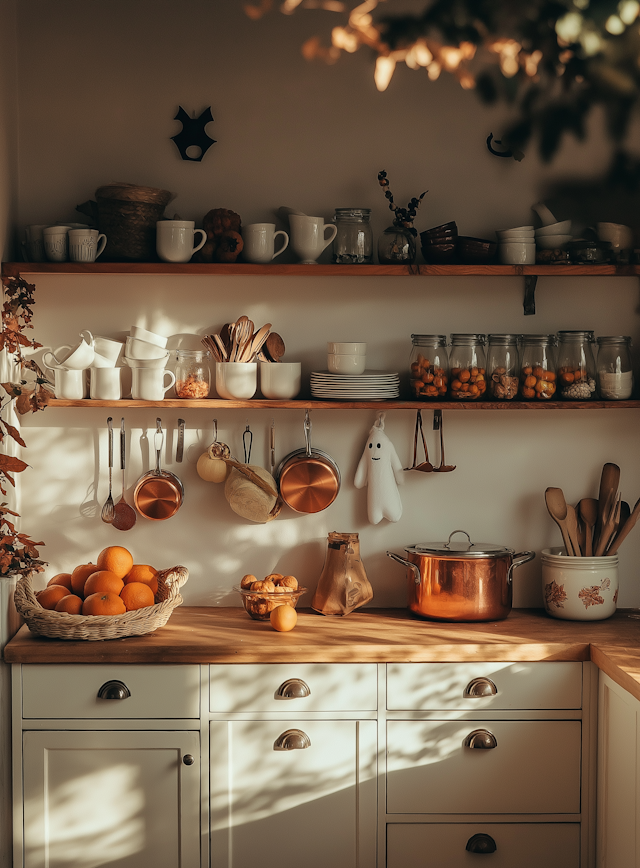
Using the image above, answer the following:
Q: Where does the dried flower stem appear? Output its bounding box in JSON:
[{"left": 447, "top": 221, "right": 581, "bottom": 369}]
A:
[{"left": 378, "top": 170, "right": 427, "bottom": 234}]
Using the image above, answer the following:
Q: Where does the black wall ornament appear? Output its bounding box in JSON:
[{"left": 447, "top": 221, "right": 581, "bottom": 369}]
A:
[
  {"left": 171, "top": 106, "right": 217, "bottom": 162},
  {"left": 486, "top": 133, "right": 525, "bottom": 162}
]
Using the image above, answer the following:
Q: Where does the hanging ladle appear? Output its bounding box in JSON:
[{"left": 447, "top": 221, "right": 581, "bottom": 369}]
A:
[
  {"left": 432, "top": 410, "right": 456, "bottom": 472},
  {"left": 404, "top": 410, "right": 433, "bottom": 472}
]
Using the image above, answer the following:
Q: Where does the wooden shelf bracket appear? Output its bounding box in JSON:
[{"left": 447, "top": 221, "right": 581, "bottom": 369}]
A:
[{"left": 523, "top": 274, "right": 537, "bottom": 315}]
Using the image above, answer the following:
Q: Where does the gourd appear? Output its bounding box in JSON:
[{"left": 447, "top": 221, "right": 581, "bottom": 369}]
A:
[
  {"left": 196, "top": 441, "right": 230, "bottom": 483},
  {"left": 224, "top": 462, "right": 280, "bottom": 523}
]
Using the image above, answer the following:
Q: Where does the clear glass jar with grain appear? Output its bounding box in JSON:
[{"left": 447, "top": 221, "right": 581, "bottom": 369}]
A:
[{"left": 175, "top": 349, "right": 211, "bottom": 399}]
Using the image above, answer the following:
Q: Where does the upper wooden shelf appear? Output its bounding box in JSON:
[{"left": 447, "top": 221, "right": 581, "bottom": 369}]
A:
[{"left": 3, "top": 262, "right": 640, "bottom": 278}]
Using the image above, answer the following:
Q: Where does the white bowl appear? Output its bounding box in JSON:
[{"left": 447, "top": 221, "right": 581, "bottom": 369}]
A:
[
  {"left": 535, "top": 234, "right": 572, "bottom": 250},
  {"left": 535, "top": 220, "right": 571, "bottom": 237},
  {"left": 216, "top": 362, "right": 257, "bottom": 400},
  {"left": 496, "top": 235, "right": 533, "bottom": 244},
  {"left": 125, "top": 335, "right": 168, "bottom": 360},
  {"left": 130, "top": 325, "right": 168, "bottom": 348},
  {"left": 541, "top": 547, "right": 618, "bottom": 621},
  {"left": 327, "top": 342, "right": 367, "bottom": 355},
  {"left": 496, "top": 226, "right": 535, "bottom": 239},
  {"left": 327, "top": 353, "right": 366, "bottom": 375},
  {"left": 260, "top": 362, "right": 301, "bottom": 399},
  {"left": 498, "top": 242, "right": 536, "bottom": 265},
  {"left": 124, "top": 352, "right": 170, "bottom": 369}
]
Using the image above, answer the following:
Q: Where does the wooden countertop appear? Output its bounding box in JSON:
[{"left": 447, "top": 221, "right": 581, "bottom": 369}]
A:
[{"left": 5, "top": 607, "right": 640, "bottom": 698}]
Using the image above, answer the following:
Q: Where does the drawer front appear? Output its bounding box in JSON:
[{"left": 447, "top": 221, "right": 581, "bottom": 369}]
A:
[
  {"left": 387, "top": 662, "right": 582, "bottom": 710},
  {"left": 387, "top": 720, "right": 581, "bottom": 814},
  {"left": 209, "top": 663, "right": 378, "bottom": 712},
  {"left": 387, "top": 823, "right": 580, "bottom": 868},
  {"left": 22, "top": 664, "right": 201, "bottom": 719}
]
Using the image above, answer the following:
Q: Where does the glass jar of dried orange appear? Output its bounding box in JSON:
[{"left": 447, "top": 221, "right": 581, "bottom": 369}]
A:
[
  {"left": 518, "top": 335, "right": 557, "bottom": 401},
  {"left": 486, "top": 334, "right": 519, "bottom": 400},
  {"left": 448, "top": 334, "right": 487, "bottom": 400},
  {"left": 410, "top": 334, "right": 449, "bottom": 400}
]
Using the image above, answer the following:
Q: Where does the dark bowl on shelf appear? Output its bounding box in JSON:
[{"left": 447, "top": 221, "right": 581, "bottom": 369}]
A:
[
  {"left": 423, "top": 221, "right": 458, "bottom": 236},
  {"left": 457, "top": 236, "right": 497, "bottom": 264},
  {"left": 421, "top": 243, "right": 457, "bottom": 264},
  {"left": 421, "top": 230, "right": 457, "bottom": 244}
]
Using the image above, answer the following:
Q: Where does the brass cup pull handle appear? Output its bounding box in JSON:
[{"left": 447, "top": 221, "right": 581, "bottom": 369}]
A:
[
  {"left": 274, "top": 729, "right": 311, "bottom": 751},
  {"left": 275, "top": 678, "right": 311, "bottom": 699},
  {"left": 464, "top": 729, "right": 498, "bottom": 750},
  {"left": 97, "top": 680, "right": 131, "bottom": 700},
  {"left": 465, "top": 833, "right": 497, "bottom": 854},
  {"left": 463, "top": 677, "right": 498, "bottom": 698}
]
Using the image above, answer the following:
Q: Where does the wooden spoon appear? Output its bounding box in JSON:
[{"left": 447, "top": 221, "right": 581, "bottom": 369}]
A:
[
  {"left": 607, "top": 496, "right": 640, "bottom": 555},
  {"left": 594, "top": 462, "right": 620, "bottom": 552},
  {"left": 608, "top": 500, "right": 631, "bottom": 553},
  {"left": 246, "top": 323, "right": 272, "bottom": 361},
  {"left": 578, "top": 497, "right": 598, "bottom": 557},
  {"left": 266, "top": 332, "right": 285, "bottom": 362},
  {"left": 545, "top": 487, "right": 575, "bottom": 555},
  {"left": 564, "top": 504, "right": 582, "bottom": 556},
  {"left": 595, "top": 492, "right": 620, "bottom": 556}
]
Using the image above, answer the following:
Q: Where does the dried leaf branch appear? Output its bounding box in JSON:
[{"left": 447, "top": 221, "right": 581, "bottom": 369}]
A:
[{"left": 378, "top": 170, "right": 427, "bottom": 234}]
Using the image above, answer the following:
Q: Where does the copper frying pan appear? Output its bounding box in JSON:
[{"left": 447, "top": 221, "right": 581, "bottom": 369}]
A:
[
  {"left": 276, "top": 410, "right": 340, "bottom": 513},
  {"left": 133, "top": 419, "right": 184, "bottom": 520}
]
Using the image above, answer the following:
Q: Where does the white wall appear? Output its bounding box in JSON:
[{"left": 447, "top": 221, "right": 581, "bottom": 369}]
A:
[{"left": 12, "top": 1, "right": 640, "bottom": 610}]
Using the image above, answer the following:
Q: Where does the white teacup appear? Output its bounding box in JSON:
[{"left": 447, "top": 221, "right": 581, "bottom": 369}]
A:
[
  {"left": 90, "top": 367, "right": 122, "bottom": 400},
  {"left": 43, "top": 226, "right": 72, "bottom": 262},
  {"left": 216, "top": 362, "right": 257, "bottom": 400},
  {"left": 49, "top": 367, "right": 86, "bottom": 400},
  {"left": 91, "top": 336, "right": 123, "bottom": 368},
  {"left": 289, "top": 215, "right": 337, "bottom": 264},
  {"left": 156, "top": 220, "right": 207, "bottom": 263},
  {"left": 130, "top": 368, "right": 176, "bottom": 401},
  {"left": 259, "top": 362, "right": 301, "bottom": 399},
  {"left": 124, "top": 353, "right": 170, "bottom": 369},
  {"left": 68, "top": 228, "right": 107, "bottom": 263},
  {"left": 130, "top": 325, "right": 168, "bottom": 348},
  {"left": 243, "top": 223, "right": 289, "bottom": 264},
  {"left": 126, "top": 336, "right": 168, "bottom": 360},
  {"left": 43, "top": 329, "right": 95, "bottom": 370}
]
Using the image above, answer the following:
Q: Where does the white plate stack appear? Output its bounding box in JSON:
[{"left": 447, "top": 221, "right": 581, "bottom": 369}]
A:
[{"left": 310, "top": 370, "right": 400, "bottom": 401}]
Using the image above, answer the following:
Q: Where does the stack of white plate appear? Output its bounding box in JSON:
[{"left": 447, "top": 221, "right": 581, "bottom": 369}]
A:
[{"left": 310, "top": 371, "right": 400, "bottom": 400}]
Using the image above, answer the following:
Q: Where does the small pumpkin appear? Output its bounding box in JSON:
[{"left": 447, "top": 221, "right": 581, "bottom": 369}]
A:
[
  {"left": 224, "top": 463, "right": 280, "bottom": 523},
  {"left": 196, "top": 441, "right": 231, "bottom": 483}
]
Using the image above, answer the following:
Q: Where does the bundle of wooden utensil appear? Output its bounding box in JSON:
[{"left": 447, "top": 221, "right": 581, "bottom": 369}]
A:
[
  {"left": 545, "top": 462, "right": 640, "bottom": 557},
  {"left": 202, "top": 315, "right": 286, "bottom": 363}
]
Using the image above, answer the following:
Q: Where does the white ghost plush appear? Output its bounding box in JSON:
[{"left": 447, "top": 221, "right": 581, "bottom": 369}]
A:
[{"left": 354, "top": 413, "right": 404, "bottom": 524}]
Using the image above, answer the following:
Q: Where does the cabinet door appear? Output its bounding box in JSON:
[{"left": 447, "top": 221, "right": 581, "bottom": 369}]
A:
[
  {"left": 210, "top": 719, "right": 376, "bottom": 868},
  {"left": 22, "top": 730, "right": 200, "bottom": 868}
]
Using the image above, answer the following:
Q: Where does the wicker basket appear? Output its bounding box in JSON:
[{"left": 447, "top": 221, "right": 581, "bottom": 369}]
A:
[
  {"left": 96, "top": 183, "right": 175, "bottom": 262},
  {"left": 13, "top": 565, "right": 188, "bottom": 641}
]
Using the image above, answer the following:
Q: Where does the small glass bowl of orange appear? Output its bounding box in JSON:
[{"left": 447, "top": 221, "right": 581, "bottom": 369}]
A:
[{"left": 234, "top": 586, "right": 307, "bottom": 621}]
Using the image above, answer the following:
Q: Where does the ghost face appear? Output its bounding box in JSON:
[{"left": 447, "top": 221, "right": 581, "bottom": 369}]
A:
[{"left": 367, "top": 430, "right": 386, "bottom": 461}]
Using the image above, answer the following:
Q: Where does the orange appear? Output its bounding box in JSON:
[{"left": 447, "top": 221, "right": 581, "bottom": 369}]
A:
[
  {"left": 120, "top": 582, "right": 155, "bottom": 611},
  {"left": 124, "top": 564, "right": 158, "bottom": 595},
  {"left": 47, "top": 572, "right": 72, "bottom": 591},
  {"left": 82, "top": 592, "right": 126, "bottom": 616},
  {"left": 270, "top": 604, "right": 297, "bottom": 632},
  {"left": 36, "top": 585, "right": 71, "bottom": 610},
  {"left": 96, "top": 546, "right": 134, "bottom": 579},
  {"left": 55, "top": 594, "right": 83, "bottom": 614},
  {"left": 84, "top": 570, "right": 124, "bottom": 597},
  {"left": 70, "top": 562, "right": 97, "bottom": 597}
]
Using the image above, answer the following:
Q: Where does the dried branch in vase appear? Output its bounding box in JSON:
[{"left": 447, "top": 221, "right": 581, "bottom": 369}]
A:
[{"left": 377, "top": 170, "right": 427, "bottom": 236}]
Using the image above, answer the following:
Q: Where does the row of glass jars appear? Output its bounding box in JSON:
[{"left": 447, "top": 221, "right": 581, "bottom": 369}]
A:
[{"left": 410, "top": 333, "right": 634, "bottom": 401}]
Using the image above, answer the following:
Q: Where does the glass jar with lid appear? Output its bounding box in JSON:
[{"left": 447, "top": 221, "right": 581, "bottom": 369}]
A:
[
  {"left": 175, "top": 349, "right": 211, "bottom": 398},
  {"left": 332, "top": 208, "right": 373, "bottom": 264},
  {"left": 410, "top": 335, "right": 449, "bottom": 400},
  {"left": 448, "top": 334, "right": 487, "bottom": 400},
  {"left": 519, "top": 335, "right": 557, "bottom": 400},
  {"left": 486, "top": 334, "right": 519, "bottom": 400},
  {"left": 596, "top": 336, "right": 634, "bottom": 400},
  {"left": 556, "top": 330, "right": 597, "bottom": 400}
]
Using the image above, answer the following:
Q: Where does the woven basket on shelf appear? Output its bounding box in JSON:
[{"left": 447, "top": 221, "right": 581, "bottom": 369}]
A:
[
  {"left": 13, "top": 565, "right": 188, "bottom": 641},
  {"left": 95, "top": 183, "right": 175, "bottom": 262}
]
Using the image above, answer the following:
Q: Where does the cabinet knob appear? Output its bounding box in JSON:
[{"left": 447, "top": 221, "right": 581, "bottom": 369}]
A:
[
  {"left": 275, "top": 678, "right": 311, "bottom": 699},
  {"left": 97, "top": 680, "right": 131, "bottom": 700},
  {"left": 463, "top": 729, "right": 498, "bottom": 750},
  {"left": 183, "top": 754, "right": 195, "bottom": 766},
  {"left": 273, "top": 729, "right": 311, "bottom": 751},
  {"left": 463, "top": 677, "right": 498, "bottom": 698},
  {"left": 465, "top": 833, "right": 497, "bottom": 854}
]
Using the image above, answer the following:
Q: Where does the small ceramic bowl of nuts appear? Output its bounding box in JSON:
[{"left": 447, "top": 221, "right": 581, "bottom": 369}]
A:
[{"left": 235, "top": 573, "right": 307, "bottom": 621}]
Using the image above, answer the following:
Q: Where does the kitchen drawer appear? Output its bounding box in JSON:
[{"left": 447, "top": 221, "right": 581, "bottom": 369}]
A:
[
  {"left": 21, "top": 664, "right": 201, "bottom": 719},
  {"left": 209, "top": 663, "right": 377, "bottom": 712},
  {"left": 387, "top": 720, "right": 581, "bottom": 814},
  {"left": 387, "top": 823, "right": 580, "bottom": 868},
  {"left": 387, "top": 661, "right": 582, "bottom": 710}
]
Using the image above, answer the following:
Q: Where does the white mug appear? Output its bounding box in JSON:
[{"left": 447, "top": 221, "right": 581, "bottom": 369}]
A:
[
  {"left": 43, "top": 329, "right": 95, "bottom": 370},
  {"left": 259, "top": 362, "right": 301, "bottom": 399},
  {"left": 43, "top": 226, "right": 72, "bottom": 262},
  {"left": 215, "top": 362, "right": 257, "bottom": 400},
  {"left": 131, "top": 368, "right": 176, "bottom": 401},
  {"left": 90, "top": 367, "right": 122, "bottom": 400},
  {"left": 156, "top": 220, "right": 207, "bottom": 263},
  {"left": 243, "top": 223, "right": 289, "bottom": 264},
  {"left": 289, "top": 215, "right": 337, "bottom": 264},
  {"left": 68, "top": 228, "right": 107, "bottom": 263},
  {"left": 50, "top": 367, "right": 86, "bottom": 400},
  {"left": 92, "top": 336, "right": 123, "bottom": 367},
  {"left": 129, "top": 325, "right": 167, "bottom": 348}
]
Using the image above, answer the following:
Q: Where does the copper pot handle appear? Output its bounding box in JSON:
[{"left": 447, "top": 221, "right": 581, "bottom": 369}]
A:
[
  {"left": 386, "top": 551, "right": 421, "bottom": 585},
  {"left": 507, "top": 550, "right": 535, "bottom": 584}
]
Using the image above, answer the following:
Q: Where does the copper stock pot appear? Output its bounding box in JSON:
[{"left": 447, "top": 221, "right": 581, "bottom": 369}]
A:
[{"left": 387, "top": 530, "right": 535, "bottom": 622}]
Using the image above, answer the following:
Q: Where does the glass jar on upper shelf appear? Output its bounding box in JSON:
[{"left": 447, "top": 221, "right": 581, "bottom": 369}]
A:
[
  {"left": 596, "top": 336, "right": 634, "bottom": 400},
  {"left": 332, "top": 208, "right": 373, "bottom": 264},
  {"left": 486, "top": 334, "right": 519, "bottom": 400},
  {"left": 175, "top": 349, "right": 211, "bottom": 398},
  {"left": 556, "top": 330, "right": 597, "bottom": 400},
  {"left": 378, "top": 225, "right": 416, "bottom": 265},
  {"left": 518, "top": 334, "right": 557, "bottom": 401},
  {"left": 410, "top": 335, "right": 449, "bottom": 400},
  {"left": 448, "top": 334, "right": 487, "bottom": 400}
]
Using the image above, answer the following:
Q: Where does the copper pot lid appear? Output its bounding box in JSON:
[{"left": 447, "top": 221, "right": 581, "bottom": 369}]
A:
[
  {"left": 278, "top": 448, "right": 340, "bottom": 514},
  {"left": 134, "top": 474, "right": 183, "bottom": 521},
  {"left": 408, "top": 529, "right": 514, "bottom": 559}
]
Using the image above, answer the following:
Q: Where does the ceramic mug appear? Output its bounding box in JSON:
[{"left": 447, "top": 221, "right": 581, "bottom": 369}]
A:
[
  {"left": 25, "top": 224, "right": 49, "bottom": 262},
  {"left": 130, "top": 368, "right": 176, "bottom": 400},
  {"left": 90, "top": 367, "right": 122, "bottom": 400},
  {"left": 243, "top": 223, "right": 289, "bottom": 264},
  {"left": 68, "top": 228, "right": 107, "bottom": 263},
  {"left": 259, "top": 361, "right": 301, "bottom": 399},
  {"left": 129, "top": 325, "right": 168, "bottom": 348},
  {"left": 47, "top": 367, "right": 86, "bottom": 400},
  {"left": 92, "top": 336, "right": 123, "bottom": 367},
  {"left": 125, "top": 336, "right": 168, "bottom": 360},
  {"left": 156, "top": 220, "right": 207, "bottom": 263},
  {"left": 43, "top": 226, "right": 72, "bottom": 262},
  {"left": 215, "top": 362, "right": 257, "bottom": 400},
  {"left": 43, "top": 330, "right": 95, "bottom": 370},
  {"left": 289, "top": 215, "right": 337, "bottom": 264}
]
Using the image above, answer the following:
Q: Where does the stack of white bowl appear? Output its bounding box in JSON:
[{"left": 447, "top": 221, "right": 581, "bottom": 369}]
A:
[
  {"left": 534, "top": 220, "right": 572, "bottom": 250},
  {"left": 124, "top": 326, "right": 175, "bottom": 401},
  {"left": 496, "top": 226, "right": 536, "bottom": 264}
]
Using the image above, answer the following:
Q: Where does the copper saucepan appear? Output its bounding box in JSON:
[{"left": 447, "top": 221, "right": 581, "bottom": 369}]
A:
[
  {"left": 276, "top": 410, "right": 340, "bottom": 514},
  {"left": 387, "top": 529, "right": 534, "bottom": 622},
  {"left": 133, "top": 418, "right": 184, "bottom": 521}
]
